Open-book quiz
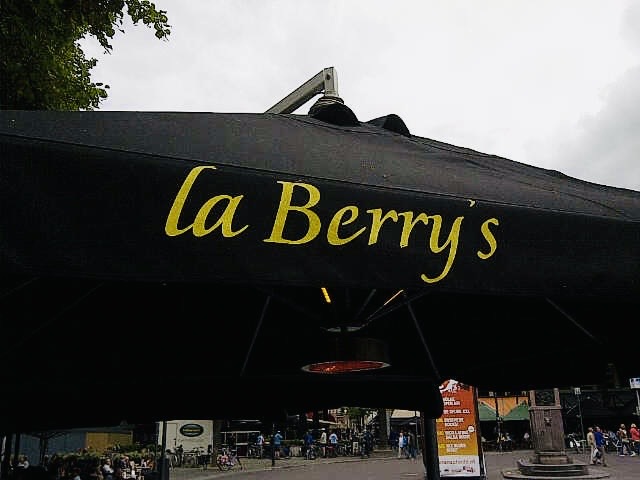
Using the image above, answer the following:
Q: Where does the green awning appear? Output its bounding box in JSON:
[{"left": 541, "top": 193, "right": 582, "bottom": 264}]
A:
[
  {"left": 478, "top": 402, "right": 497, "bottom": 422},
  {"left": 503, "top": 402, "right": 530, "bottom": 421}
]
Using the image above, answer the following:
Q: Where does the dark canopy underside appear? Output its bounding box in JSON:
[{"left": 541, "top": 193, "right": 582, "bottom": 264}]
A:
[{"left": 1, "top": 110, "right": 639, "bottom": 433}]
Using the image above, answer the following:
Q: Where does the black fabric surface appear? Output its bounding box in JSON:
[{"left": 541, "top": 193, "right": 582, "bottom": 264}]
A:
[{"left": 1, "top": 110, "right": 638, "bottom": 433}]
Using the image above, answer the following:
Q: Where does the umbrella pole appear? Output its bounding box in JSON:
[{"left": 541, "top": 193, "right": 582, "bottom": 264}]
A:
[
  {"left": 159, "top": 420, "right": 168, "bottom": 480},
  {"left": 422, "top": 417, "right": 440, "bottom": 479},
  {"left": 0, "top": 433, "right": 12, "bottom": 480}
]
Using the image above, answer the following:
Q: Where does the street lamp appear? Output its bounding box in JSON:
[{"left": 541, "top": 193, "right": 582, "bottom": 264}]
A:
[
  {"left": 573, "top": 387, "right": 585, "bottom": 448},
  {"left": 630, "top": 378, "right": 640, "bottom": 418},
  {"left": 489, "top": 392, "right": 502, "bottom": 451},
  {"left": 413, "top": 411, "right": 420, "bottom": 456}
]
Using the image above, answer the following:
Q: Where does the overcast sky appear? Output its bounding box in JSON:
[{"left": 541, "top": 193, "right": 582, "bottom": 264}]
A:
[{"left": 81, "top": 0, "right": 640, "bottom": 191}]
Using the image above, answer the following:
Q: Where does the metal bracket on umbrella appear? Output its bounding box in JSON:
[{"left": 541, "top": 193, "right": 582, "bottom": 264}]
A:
[{"left": 265, "top": 67, "right": 340, "bottom": 114}]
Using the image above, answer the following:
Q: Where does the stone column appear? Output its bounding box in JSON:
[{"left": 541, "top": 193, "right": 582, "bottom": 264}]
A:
[
  {"left": 528, "top": 388, "right": 568, "bottom": 462},
  {"left": 504, "top": 389, "right": 601, "bottom": 479}
]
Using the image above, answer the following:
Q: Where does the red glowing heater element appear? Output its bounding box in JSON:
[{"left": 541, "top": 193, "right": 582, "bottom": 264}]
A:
[
  {"left": 301, "top": 337, "right": 391, "bottom": 374},
  {"left": 301, "top": 360, "right": 390, "bottom": 374}
]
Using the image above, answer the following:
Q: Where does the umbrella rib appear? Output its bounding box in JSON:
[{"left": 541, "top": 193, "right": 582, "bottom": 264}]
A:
[
  {"left": 0, "top": 283, "right": 105, "bottom": 359},
  {"left": 240, "top": 294, "right": 271, "bottom": 377},
  {"left": 0, "top": 276, "right": 40, "bottom": 301},
  {"left": 352, "top": 289, "right": 377, "bottom": 324},
  {"left": 545, "top": 298, "right": 600, "bottom": 343},
  {"left": 403, "top": 291, "right": 441, "bottom": 380},
  {"left": 0, "top": 276, "right": 40, "bottom": 332},
  {"left": 364, "top": 289, "right": 402, "bottom": 322},
  {"left": 361, "top": 289, "right": 430, "bottom": 327},
  {"left": 256, "top": 288, "right": 323, "bottom": 323}
]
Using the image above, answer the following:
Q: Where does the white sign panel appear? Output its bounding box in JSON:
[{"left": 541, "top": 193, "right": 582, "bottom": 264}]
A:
[
  {"left": 629, "top": 378, "right": 640, "bottom": 389},
  {"left": 158, "top": 419, "right": 213, "bottom": 452}
]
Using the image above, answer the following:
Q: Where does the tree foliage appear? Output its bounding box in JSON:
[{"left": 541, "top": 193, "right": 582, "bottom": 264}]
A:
[
  {"left": 0, "top": 0, "right": 170, "bottom": 110},
  {"left": 347, "top": 407, "right": 376, "bottom": 427}
]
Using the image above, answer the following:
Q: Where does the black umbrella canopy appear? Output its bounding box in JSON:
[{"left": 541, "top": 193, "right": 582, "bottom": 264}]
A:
[{"left": 1, "top": 109, "right": 639, "bottom": 433}]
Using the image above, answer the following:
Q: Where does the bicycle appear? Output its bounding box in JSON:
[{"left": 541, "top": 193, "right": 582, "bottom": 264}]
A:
[
  {"left": 335, "top": 443, "right": 347, "bottom": 456},
  {"left": 246, "top": 443, "right": 263, "bottom": 459},
  {"left": 324, "top": 444, "right": 337, "bottom": 458},
  {"left": 216, "top": 448, "right": 243, "bottom": 471},
  {"left": 304, "top": 444, "right": 319, "bottom": 460},
  {"left": 566, "top": 433, "right": 587, "bottom": 454}
]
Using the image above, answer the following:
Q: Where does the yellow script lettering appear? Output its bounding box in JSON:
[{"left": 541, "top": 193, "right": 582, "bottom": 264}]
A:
[
  {"left": 264, "top": 181, "right": 321, "bottom": 244},
  {"left": 398, "top": 212, "right": 430, "bottom": 248},
  {"left": 477, "top": 218, "right": 499, "bottom": 259},
  {"left": 166, "top": 165, "right": 211, "bottom": 236},
  {"left": 192, "top": 195, "right": 248, "bottom": 237},
  {"left": 165, "top": 165, "right": 248, "bottom": 238},
  {"left": 367, "top": 209, "right": 399, "bottom": 245},
  {"left": 327, "top": 206, "right": 366, "bottom": 245},
  {"left": 417, "top": 215, "right": 464, "bottom": 284}
]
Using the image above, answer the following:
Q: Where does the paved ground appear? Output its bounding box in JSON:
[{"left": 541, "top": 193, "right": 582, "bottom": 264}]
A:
[{"left": 165, "top": 449, "right": 640, "bottom": 479}]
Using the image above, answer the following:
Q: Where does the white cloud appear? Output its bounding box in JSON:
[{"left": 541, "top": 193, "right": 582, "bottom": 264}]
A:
[
  {"left": 80, "top": 0, "right": 640, "bottom": 190},
  {"left": 529, "top": 65, "right": 640, "bottom": 190}
]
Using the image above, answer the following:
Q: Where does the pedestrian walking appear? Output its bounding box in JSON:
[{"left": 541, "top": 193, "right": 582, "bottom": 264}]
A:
[
  {"left": 319, "top": 429, "right": 327, "bottom": 458},
  {"left": 273, "top": 431, "right": 283, "bottom": 458},
  {"left": 629, "top": 423, "right": 639, "bottom": 455},
  {"left": 257, "top": 432, "right": 265, "bottom": 458},
  {"left": 587, "top": 427, "right": 597, "bottom": 464},
  {"left": 617, "top": 424, "right": 632, "bottom": 456},
  {"left": 407, "top": 430, "right": 417, "bottom": 461},
  {"left": 594, "top": 426, "right": 608, "bottom": 466}
]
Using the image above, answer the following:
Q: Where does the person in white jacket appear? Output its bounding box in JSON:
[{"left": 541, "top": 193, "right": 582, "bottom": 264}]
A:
[{"left": 319, "top": 429, "right": 327, "bottom": 458}]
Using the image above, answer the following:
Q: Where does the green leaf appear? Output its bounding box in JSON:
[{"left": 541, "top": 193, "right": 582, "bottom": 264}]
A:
[{"left": 0, "top": 0, "right": 171, "bottom": 110}]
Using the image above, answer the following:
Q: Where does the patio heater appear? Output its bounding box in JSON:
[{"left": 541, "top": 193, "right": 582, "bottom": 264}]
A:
[
  {"left": 300, "top": 288, "right": 390, "bottom": 374},
  {"left": 265, "top": 74, "right": 394, "bottom": 374}
]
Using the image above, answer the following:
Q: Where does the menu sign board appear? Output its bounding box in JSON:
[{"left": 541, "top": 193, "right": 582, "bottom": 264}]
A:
[{"left": 436, "top": 379, "right": 483, "bottom": 477}]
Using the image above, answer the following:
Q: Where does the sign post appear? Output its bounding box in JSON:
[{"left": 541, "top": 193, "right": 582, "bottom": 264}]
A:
[{"left": 436, "top": 379, "right": 485, "bottom": 478}]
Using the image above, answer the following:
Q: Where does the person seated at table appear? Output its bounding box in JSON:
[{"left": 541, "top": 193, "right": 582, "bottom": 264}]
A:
[
  {"left": 128, "top": 458, "right": 137, "bottom": 479},
  {"left": 141, "top": 457, "right": 154, "bottom": 472},
  {"left": 501, "top": 431, "right": 514, "bottom": 450}
]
